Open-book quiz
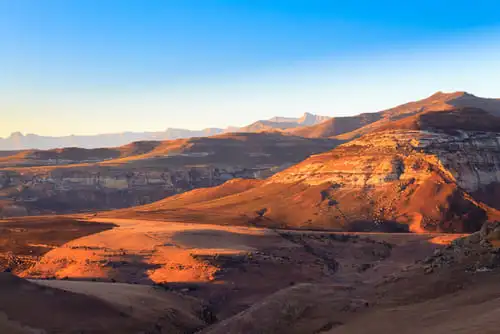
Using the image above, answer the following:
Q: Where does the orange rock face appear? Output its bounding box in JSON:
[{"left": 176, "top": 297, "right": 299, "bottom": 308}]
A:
[{"left": 112, "top": 105, "right": 500, "bottom": 233}]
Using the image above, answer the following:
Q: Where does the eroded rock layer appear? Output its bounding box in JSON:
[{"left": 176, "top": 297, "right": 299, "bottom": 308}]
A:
[{"left": 114, "top": 107, "right": 500, "bottom": 233}]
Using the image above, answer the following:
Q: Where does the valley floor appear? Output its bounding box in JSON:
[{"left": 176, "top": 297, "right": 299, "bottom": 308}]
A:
[{"left": 1, "top": 216, "right": 499, "bottom": 333}]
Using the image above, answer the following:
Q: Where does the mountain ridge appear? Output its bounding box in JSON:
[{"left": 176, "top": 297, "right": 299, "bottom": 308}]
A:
[{"left": 289, "top": 91, "right": 500, "bottom": 139}]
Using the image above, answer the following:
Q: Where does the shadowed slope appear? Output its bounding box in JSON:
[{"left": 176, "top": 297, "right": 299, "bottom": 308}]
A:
[
  {"left": 0, "top": 273, "right": 209, "bottom": 333},
  {"left": 374, "top": 107, "right": 500, "bottom": 133},
  {"left": 289, "top": 113, "right": 382, "bottom": 138},
  {"left": 0, "top": 273, "right": 145, "bottom": 333},
  {"left": 0, "top": 132, "right": 340, "bottom": 168}
]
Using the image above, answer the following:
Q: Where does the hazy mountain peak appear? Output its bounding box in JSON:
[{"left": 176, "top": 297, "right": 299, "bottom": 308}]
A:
[
  {"left": 297, "top": 112, "right": 331, "bottom": 126},
  {"left": 8, "top": 132, "right": 24, "bottom": 139},
  {"left": 268, "top": 116, "right": 299, "bottom": 123}
]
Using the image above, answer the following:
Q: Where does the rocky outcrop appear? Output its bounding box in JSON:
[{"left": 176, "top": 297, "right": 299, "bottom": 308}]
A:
[
  {"left": 271, "top": 129, "right": 500, "bottom": 193},
  {"left": 0, "top": 165, "right": 264, "bottom": 215},
  {"left": 421, "top": 222, "right": 500, "bottom": 274},
  {"left": 254, "top": 109, "right": 500, "bottom": 231},
  {"left": 116, "top": 107, "right": 500, "bottom": 233}
]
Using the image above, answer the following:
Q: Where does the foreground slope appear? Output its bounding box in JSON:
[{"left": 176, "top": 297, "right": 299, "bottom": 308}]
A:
[
  {"left": 5, "top": 213, "right": 500, "bottom": 333},
  {"left": 3, "top": 214, "right": 452, "bottom": 325},
  {"left": 0, "top": 273, "right": 208, "bottom": 333},
  {"left": 110, "top": 106, "right": 500, "bottom": 232},
  {"left": 202, "top": 226, "right": 500, "bottom": 334}
]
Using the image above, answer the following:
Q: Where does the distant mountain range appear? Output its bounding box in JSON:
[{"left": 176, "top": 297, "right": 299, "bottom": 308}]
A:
[{"left": 0, "top": 112, "right": 331, "bottom": 150}]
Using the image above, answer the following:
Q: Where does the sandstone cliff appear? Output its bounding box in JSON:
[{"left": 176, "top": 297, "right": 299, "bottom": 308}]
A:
[{"left": 113, "top": 106, "right": 500, "bottom": 233}]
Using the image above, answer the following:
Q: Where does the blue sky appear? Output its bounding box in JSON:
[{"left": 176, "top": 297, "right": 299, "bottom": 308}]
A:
[{"left": 2, "top": 0, "right": 500, "bottom": 137}]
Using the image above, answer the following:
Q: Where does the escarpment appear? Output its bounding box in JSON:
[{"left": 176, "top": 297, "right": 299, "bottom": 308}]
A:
[{"left": 115, "top": 107, "right": 500, "bottom": 233}]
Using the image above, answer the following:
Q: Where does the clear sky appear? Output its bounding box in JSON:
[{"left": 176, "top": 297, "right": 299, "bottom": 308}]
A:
[{"left": 2, "top": 0, "right": 500, "bottom": 137}]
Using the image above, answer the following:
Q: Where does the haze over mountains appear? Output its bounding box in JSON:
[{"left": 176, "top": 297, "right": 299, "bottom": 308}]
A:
[{"left": 0, "top": 112, "right": 331, "bottom": 150}]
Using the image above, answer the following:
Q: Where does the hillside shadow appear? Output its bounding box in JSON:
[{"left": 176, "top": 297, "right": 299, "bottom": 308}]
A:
[
  {"left": 345, "top": 220, "right": 410, "bottom": 233},
  {"left": 170, "top": 228, "right": 271, "bottom": 251},
  {"left": 0, "top": 273, "right": 146, "bottom": 333},
  {"left": 103, "top": 253, "right": 161, "bottom": 285},
  {"left": 471, "top": 182, "right": 500, "bottom": 211},
  {"left": 22, "top": 252, "right": 161, "bottom": 285}
]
